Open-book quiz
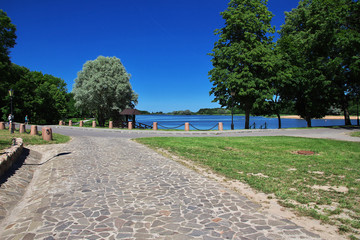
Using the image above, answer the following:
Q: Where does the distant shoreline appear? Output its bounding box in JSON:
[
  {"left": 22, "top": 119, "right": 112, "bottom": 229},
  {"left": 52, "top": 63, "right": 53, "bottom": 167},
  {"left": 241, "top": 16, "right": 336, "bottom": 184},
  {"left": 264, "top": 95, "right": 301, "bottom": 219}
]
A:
[{"left": 281, "top": 115, "right": 358, "bottom": 120}]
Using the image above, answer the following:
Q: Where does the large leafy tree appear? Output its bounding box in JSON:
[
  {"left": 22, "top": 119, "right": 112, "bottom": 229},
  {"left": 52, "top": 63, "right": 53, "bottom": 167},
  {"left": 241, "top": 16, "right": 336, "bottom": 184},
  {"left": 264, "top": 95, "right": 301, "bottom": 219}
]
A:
[
  {"left": 73, "top": 56, "right": 138, "bottom": 127},
  {"left": 0, "top": 64, "right": 68, "bottom": 124},
  {"left": 0, "top": 10, "right": 17, "bottom": 120},
  {"left": 326, "top": 0, "right": 360, "bottom": 125},
  {"left": 0, "top": 10, "right": 16, "bottom": 64},
  {"left": 209, "top": 0, "right": 275, "bottom": 129},
  {"left": 278, "top": 0, "right": 334, "bottom": 127},
  {"left": 278, "top": 0, "right": 360, "bottom": 127}
]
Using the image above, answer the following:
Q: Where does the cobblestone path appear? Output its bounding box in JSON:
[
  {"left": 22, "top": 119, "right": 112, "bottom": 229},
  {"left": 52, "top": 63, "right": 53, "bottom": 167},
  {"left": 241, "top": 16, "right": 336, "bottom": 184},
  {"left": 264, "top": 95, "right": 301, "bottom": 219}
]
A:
[{"left": 0, "top": 137, "right": 321, "bottom": 239}]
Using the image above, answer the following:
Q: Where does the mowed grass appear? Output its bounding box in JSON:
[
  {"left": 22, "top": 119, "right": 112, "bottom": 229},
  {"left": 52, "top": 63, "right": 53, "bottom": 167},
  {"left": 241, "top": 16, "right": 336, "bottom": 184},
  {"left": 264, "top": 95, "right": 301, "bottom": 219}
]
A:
[
  {"left": 0, "top": 128, "right": 70, "bottom": 151},
  {"left": 136, "top": 136, "right": 360, "bottom": 237}
]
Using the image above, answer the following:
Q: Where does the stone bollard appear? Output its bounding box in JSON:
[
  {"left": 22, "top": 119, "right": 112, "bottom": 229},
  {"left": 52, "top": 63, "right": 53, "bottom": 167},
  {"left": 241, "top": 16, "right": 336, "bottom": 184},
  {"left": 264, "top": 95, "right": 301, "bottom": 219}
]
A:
[
  {"left": 79, "top": 121, "right": 83, "bottom": 127},
  {"left": 59, "top": 120, "right": 63, "bottom": 126},
  {"left": 153, "top": 122, "right": 158, "bottom": 130},
  {"left": 69, "top": 120, "right": 72, "bottom": 126},
  {"left": 185, "top": 122, "right": 190, "bottom": 131},
  {"left": 0, "top": 122, "right": 5, "bottom": 130},
  {"left": 30, "top": 125, "right": 38, "bottom": 135},
  {"left": 218, "top": 122, "right": 223, "bottom": 131},
  {"left": 42, "top": 127, "right": 52, "bottom": 141},
  {"left": 109, "top": 121, "right": 113, "bottom": 129},
  {"left": 92, "top": 121, "right": 96, "bottom": 128},
  {"left": 128, "top": 121, "right": 133, "bottom": 130},
  {"left": 9, "top": 123, "right": 15, "bottom": 133},
  {"left": 19, "top": 124, "right": 26, "bottom": 133}
]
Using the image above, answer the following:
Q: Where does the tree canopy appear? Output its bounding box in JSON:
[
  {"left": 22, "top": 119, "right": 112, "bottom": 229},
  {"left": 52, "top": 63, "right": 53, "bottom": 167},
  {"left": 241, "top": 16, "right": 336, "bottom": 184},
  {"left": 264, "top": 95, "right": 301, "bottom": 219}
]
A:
[
  {"left": 73, "top": 56, "right": 138, "bottom": 126},
  {"left": 210, "top": 0, "right": 360, "bottom": 128},
  {"left": 278, "top": 0, "right": 360, "bottom": 127},
  {"left": 209, "top": 0, "right": 275, "bottom": 129},
  {"left": 0, "top": 10, "right": 16, "bottom": 64}
]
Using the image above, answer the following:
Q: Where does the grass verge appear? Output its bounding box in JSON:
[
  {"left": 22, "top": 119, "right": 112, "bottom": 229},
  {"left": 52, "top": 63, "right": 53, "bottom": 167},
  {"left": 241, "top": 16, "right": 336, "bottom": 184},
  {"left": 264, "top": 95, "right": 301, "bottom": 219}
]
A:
[
  {"left": 136, "top": 136, "right": 360, "bottom": 238},
  {"left": 351, "top": 131, "right": 360, "bottom": 138},
  {"left": 0, "top": 128, "right": 70, "bottom": 151}
]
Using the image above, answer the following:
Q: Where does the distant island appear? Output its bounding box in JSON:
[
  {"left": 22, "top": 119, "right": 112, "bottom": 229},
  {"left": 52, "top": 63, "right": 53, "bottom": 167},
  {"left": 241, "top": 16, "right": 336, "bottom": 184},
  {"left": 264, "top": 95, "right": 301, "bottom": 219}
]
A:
[{"left": 139, "top": 108, "right": 294, "bottom": 116}]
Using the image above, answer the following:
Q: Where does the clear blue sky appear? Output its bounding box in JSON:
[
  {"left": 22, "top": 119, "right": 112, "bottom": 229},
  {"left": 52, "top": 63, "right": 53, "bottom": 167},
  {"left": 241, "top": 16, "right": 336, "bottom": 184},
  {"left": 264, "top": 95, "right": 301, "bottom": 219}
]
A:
[{"left": 2, "top": 0, "right": 299, "bottom": 113}]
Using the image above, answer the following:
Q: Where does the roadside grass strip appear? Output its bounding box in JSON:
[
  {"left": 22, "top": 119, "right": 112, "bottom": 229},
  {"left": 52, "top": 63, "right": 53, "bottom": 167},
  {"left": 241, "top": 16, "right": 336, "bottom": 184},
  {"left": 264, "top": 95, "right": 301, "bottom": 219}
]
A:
[
  {"left": 0, "top": 128, "right": 70, "bottom": 148},
  {"left": 136, "top": 136, "right": 360, "bottom": 238}
]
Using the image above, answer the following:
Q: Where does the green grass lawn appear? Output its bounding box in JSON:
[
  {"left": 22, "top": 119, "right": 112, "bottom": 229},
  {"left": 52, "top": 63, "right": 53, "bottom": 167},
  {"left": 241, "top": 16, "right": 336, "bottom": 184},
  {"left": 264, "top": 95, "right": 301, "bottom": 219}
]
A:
[
  {"left": 0, "top": 128, "right": 70, "bottom": 152},
  {"left": 136, "top": 136, "right": 360, "bottom": 238},
  {"left": 351, "top": 131, "right": 360, "bottom": 138}
]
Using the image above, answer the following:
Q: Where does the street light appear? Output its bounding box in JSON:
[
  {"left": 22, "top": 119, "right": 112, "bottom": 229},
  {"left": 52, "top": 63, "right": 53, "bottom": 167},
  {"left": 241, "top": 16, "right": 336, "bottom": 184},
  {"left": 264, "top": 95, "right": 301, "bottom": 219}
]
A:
[
  {"left": 8, "top": 89, "right": 14, "bottom": 133},
  {"left": 357, "top": 97, "right": 359, "bottom": 126},
  {"left": 231, "top": 91, "right": 235, "bottom": 130},
  {"left": 8, "top": 89, "right": 14, "bottom": 114}
]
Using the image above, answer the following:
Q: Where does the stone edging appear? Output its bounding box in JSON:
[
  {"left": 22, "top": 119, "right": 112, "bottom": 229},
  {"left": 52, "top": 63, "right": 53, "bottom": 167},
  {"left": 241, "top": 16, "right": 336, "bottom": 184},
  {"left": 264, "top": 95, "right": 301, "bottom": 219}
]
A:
[{"left": 0, "top": 138, "right": 23, "bottom": 177}]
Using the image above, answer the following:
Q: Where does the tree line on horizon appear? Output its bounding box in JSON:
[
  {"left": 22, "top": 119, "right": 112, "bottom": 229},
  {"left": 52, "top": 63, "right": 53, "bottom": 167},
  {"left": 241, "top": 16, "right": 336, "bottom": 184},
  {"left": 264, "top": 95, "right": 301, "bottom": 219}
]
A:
[{"left": 209, "top": 0, "right": 360, "bottom": 128}]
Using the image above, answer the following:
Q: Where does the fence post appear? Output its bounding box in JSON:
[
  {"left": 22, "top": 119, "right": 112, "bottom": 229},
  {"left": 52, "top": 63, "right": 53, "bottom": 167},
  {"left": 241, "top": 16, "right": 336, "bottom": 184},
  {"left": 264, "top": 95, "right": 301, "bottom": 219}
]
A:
[
  {"left": 128, "top": 121, "right": 133, "bottom": 130},
  {"left": 153, "top": 122, "right": 158, "bottom": 130},
  {"left": 185, "top": 122, "right": 190, "bottom": 131},
  {"left": 79, "top": 121, "right": 83, "bottom": 127},
  {"left": 0, "top": 122, "right": 5, "bottom": 130},
  {"left": 19, "top": 124, "right": 26, "bottom": 133},
  {"left": 42, "top": 127, "right": 52, "bottom": 141},
  {"left": 92, "top": 121, "right": 96, "bottom": 128},
  {"left": 218, "top": 122, "right": 223, "bottom": 131},
  {"left": 109, "top": 121, "right": 113, "bottom": 129},
  {"left": 30, "top": 125, "right": 38, "bottom": 135}
]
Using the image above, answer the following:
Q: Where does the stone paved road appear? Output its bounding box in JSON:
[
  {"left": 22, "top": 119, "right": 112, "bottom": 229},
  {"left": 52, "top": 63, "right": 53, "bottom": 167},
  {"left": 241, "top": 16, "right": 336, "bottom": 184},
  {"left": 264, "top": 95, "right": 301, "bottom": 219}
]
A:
[{"left": 0, "top": 135, "right": 324, "bottom": 240}]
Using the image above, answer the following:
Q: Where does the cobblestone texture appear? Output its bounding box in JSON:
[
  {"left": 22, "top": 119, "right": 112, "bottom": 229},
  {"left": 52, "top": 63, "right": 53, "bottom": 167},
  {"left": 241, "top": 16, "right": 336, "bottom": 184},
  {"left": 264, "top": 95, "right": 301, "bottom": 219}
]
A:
[{"left": 0, "top": 137, "right": 322, "bottom": 239}]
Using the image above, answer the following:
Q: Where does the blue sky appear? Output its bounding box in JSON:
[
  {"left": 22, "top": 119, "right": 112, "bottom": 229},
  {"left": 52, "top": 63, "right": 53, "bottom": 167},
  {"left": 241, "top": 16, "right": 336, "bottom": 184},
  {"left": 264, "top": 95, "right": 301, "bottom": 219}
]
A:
[{"left": 2, "top": 0, "right": 300, "bottom": 113}]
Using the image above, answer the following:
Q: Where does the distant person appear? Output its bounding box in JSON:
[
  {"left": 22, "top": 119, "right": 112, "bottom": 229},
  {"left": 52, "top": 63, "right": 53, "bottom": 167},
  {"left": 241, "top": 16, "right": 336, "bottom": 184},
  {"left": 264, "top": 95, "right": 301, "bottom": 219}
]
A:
[
  {"left": 25, "top": 115, "right": 29, "bottom": 124},
  {"left": 8, "top": 114, "right": 12, "bottom": 124}
]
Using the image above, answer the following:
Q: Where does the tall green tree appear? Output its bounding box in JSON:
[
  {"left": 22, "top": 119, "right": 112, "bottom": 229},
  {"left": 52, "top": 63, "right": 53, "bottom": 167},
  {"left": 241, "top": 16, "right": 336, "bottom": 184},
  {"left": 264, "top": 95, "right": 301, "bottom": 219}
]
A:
[
  {"left": 209, "top": 0, "right": 275, "bottom": 129},
  {"left": 278, "top": 0, "right": 360, "bottom": 127},
  {"left": 0, "top": 10, "right": 16, "bottom": 64},
  {"left": 0, "top": 10, "right": 17, "bottom": 119},
  {"left": 278, "top": 0, "right": 334, "bottom": 127},
  {"left": 73, "top": 56, "right": 138, "bottom": 127},
  {"left": 325, "top": 0, "right": 360, "bottom": 125},
  {"left": 2, "top": 64, "right": 68, "bottom": 124}
]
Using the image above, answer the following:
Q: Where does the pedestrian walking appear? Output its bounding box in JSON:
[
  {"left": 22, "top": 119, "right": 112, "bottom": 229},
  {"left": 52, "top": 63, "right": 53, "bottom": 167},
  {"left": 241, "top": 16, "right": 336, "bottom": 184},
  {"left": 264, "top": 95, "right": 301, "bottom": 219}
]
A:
[
  {"left": 8, "top": 114, "right": 12, "bottom": 124},
  {"left": 25, "top": 115, "right": 28, "bottom": 124}
]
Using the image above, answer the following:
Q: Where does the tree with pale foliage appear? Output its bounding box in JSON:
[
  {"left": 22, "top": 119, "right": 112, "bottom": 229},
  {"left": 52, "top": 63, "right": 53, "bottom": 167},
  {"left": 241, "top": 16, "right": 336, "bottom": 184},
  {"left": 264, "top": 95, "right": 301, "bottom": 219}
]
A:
[{"left": 73, "top": 56, "right": 138, "bottom": 126}]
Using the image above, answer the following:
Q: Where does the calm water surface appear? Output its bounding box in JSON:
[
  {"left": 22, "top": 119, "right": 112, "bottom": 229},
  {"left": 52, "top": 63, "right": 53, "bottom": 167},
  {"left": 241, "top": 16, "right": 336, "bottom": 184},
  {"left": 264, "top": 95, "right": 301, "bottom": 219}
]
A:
[{"left": 136, "top": 115, "right": 357, "bottom": 130}]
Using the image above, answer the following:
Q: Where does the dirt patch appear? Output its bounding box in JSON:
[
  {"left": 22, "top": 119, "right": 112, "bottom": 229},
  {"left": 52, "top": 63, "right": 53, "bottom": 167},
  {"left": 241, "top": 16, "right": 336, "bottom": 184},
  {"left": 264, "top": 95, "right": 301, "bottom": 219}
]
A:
[
  {"left": 311, "top": 185, "right": 349, "bottom": 193},
  {"left": 308, "top": 171, "right": 324, "bottom": 175},
  {"left": 247, "top": 172, "right": 269, "bottom": 178},
  {"left": 292, "top": 150, "right": 315, "bottom": 155},
  {"left": 224, "top": 147, "right": 241, "bottom": 152}
]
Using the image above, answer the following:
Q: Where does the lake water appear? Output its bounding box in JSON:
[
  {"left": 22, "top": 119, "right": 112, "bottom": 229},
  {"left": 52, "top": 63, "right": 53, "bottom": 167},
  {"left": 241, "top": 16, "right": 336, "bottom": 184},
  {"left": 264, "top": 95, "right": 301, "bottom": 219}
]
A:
[{"left": 136, "top": 115, "right": 358, "bottom": 130}]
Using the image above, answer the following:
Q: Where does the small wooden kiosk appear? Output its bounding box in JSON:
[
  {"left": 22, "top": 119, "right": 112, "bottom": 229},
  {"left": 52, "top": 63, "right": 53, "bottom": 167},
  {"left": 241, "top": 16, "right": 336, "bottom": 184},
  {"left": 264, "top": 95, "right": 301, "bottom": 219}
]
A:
[{"left": 120, "top": 108, "right": 141, "bottom": 128}]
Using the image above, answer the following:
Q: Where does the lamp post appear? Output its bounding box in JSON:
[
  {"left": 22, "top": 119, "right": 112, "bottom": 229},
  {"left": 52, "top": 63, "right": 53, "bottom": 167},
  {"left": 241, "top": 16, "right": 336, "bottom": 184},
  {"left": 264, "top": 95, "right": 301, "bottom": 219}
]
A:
[
  {"left": 8, "top": 89, "right": 14, "bottom": 134},
  {"left": 231, "top": 91, "right": 235, "bottom": 130},
  {"left": 357, "top": 97, "right": 359, "bottom": 126}
]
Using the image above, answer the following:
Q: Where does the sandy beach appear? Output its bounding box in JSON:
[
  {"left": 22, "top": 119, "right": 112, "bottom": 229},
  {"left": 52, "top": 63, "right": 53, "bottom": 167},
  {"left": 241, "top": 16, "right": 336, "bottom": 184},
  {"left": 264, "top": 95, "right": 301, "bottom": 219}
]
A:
[{"left": 282, "top": 115, "right": 358, "bottom": 120}]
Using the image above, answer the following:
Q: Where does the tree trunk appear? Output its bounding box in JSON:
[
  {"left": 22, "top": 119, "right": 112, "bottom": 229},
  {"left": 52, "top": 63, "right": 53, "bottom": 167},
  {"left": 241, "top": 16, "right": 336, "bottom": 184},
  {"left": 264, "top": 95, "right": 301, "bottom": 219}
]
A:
[
  {"left": 305, "top": 115, "right": 312, "bottom": 128},
  {"left": 276, "top": 113, "right": 282, "bottom": 129},
  {"left": 245, "top": 109, "right": 250, "bottom": 129},
  {"left": 343, "top": 107, "right": 351, "bottom": 126},
  {"left": 97, "top": 112, "right": 105, "bottom": 127},
  {"left": 342, "top": 95, "right": 352, "bottom": 126}
]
